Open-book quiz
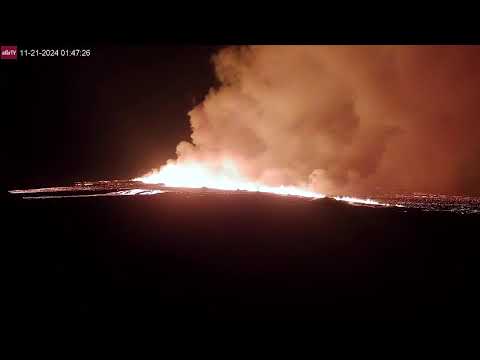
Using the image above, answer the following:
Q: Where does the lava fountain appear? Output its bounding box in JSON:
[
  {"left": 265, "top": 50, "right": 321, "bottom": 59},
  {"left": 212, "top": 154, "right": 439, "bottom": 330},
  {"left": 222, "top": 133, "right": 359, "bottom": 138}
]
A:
[
  {"left": 134, "top": 160, "right": 385, "bottom": 206},
  {"left": 135, "top": 160, "right": 323, "bottom": 198}
]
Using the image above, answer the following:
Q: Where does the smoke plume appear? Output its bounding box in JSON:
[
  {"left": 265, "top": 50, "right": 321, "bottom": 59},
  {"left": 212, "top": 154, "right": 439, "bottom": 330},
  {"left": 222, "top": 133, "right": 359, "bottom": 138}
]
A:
[{"left": 169, "top": 45, "right": 480, "bottom": 195}]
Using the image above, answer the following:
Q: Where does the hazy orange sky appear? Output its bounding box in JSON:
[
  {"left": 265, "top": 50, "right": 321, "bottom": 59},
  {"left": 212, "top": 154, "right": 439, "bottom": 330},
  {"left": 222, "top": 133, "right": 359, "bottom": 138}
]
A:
[{"left": 169, "top": 45, "right": 480, "bottom": 195}]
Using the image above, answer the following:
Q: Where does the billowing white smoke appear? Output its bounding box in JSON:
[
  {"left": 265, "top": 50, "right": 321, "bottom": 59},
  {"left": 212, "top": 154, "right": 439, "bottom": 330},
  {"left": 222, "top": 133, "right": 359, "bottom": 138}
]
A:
[{"left": 164, "top": 46, "right": 480, "bottom": 195}]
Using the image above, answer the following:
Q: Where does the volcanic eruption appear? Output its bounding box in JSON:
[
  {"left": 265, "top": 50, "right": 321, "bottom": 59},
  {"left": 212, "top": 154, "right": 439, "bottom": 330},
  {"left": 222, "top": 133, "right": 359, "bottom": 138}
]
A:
[
  {"left": 9, "top": 45, "right": 480, "bottom": 210},
  {"left": 134, "top": 45, "right": 480, "bottom": 204},
  {"left": 7, "top": 44, "right": 480, "bottom": 323}
]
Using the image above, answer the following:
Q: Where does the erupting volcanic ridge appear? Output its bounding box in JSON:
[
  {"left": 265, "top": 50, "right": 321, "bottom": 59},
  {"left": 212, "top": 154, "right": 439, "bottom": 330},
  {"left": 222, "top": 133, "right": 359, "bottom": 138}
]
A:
[
  {"left": 135, "top": 162, "right": 324, "bottom": 199},
  {"left": 134, "top": 161, "right": 382, "bottom": 206},
  {"left": 8, "top": 160, "right": 386, "bottom": 206},
  {"left": 13, "top": 154, "right": 480, "bottom": 212}
]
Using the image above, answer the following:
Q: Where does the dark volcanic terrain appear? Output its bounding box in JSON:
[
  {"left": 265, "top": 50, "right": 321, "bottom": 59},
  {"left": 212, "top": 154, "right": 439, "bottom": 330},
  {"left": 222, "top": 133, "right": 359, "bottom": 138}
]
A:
[{"left": 6, "top": 182, "right": 480, "bottom": 320}]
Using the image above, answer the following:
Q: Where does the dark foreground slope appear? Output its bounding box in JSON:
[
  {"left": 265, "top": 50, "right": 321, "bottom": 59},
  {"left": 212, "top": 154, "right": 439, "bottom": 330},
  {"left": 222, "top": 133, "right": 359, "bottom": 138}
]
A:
[{"left": 6, "top": 192, "right": 480, "bottom": 321}]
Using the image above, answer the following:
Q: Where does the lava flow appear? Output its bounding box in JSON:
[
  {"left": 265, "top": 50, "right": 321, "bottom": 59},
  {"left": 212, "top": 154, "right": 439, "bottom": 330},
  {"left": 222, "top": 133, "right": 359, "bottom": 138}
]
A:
[{"left": 134, "top": 160, "right": 384, "bottom": 206}]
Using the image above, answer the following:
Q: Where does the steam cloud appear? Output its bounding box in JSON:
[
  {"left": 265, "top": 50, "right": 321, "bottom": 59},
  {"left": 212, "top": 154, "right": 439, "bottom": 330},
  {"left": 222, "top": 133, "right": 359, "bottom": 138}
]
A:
[{"left": 168, "top": 46, "right": 480, "bottom": 195}]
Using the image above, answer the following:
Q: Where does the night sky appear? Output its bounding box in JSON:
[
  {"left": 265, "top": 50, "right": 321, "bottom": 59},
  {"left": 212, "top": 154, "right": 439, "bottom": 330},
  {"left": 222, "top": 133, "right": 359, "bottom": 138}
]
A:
[{"left": 5, "top": 45, "right": 222, "bottom": 189}]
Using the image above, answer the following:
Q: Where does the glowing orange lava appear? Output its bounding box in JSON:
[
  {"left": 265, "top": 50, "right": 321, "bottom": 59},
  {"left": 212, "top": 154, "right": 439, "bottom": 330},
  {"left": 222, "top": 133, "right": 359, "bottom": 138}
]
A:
[
  {"left": 332, "top": 196, "right": 381, "bottom": 206},
  {"left": 135, "top": 161, "right": 323, "bottom": 198},
  {"left": 134, "top": 161, "right": 388, "bottom": 206}
]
